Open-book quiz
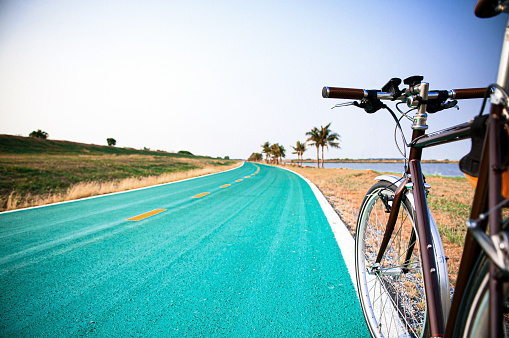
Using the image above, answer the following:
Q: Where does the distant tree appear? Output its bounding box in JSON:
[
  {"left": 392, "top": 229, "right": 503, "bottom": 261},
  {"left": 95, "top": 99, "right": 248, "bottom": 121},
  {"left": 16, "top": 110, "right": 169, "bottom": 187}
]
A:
[
  {"left": 107, "top": 138, "right": 116, "bottom": 146},
  {"left": 224, "top": 156, "right": 230, "bottom": 160},
  {"left": 279, "top": 144, "right": 286, "bottom": 164},
  {"left": 178, "top": 150, "right": 193, "bottom": 156},
  {"left": 292, "top": 141, "right": 307, "bottom": 166},
  {"left": 306, "top": 124, "right": 341, "bottom": 168},
  {"left": 261, "top": 141, "right": 271, "bottom": 163},
  {"left": 29, "top": 129, "right": 48, "bottom": 139},
  {"left": 306, "top": 127, "right": 322, "bottom": 168},
  {"left": 248, "top": 152, "right": 262, "bottom": 162},
  {"left": 320, "top": 123, "right": 341, "bottom": 167},
  {"left": 270, "top": 143, "right": 285, "bottom": 164}
]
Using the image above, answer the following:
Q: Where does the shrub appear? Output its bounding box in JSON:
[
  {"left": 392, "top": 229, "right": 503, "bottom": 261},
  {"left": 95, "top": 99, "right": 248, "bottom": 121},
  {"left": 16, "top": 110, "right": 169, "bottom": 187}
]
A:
[{"left": 29, "top": 129, "right": 48, "bottom": 139}]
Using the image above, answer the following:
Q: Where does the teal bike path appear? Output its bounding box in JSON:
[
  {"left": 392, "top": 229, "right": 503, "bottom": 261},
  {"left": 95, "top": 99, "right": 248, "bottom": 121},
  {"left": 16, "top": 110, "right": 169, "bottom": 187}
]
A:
[{"left": 0, "top": 162, "right": 369, "bottom": 337}]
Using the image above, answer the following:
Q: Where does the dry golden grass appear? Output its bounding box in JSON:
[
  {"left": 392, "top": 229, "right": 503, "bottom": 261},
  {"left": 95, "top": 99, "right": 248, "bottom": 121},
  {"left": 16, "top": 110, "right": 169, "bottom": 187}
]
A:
[{"left": 4, "top": 164, "right": 239, "bottom": 211}]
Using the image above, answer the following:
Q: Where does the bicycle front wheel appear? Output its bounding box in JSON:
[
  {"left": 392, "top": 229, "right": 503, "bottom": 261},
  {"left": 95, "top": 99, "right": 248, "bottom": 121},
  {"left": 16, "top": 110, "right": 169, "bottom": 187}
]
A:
[{"left": 355, "top": 180, "right": 438, "bottom": 338}]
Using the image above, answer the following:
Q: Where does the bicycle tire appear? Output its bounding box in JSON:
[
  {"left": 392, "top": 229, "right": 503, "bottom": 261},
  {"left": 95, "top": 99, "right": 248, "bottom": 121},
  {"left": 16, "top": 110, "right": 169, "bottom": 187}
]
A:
[
  {"left": 355, "top": 180, "right": 447, "bottom": 338},
  {"left": 452, "top": 217, "right": 509, "bottom": 337}
]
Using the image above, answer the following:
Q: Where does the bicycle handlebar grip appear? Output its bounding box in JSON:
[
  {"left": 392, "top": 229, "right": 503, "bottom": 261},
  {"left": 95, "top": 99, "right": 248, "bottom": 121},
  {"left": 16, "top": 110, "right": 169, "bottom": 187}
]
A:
[
  {"left": 474, "top": 0, "right": 500, "bottom": 18},
  {"left": 322, "top": 86, "right": 365, "bottom": 99},
  {"left": 453, "top": 88, "right": 489, "bottom": 99}
]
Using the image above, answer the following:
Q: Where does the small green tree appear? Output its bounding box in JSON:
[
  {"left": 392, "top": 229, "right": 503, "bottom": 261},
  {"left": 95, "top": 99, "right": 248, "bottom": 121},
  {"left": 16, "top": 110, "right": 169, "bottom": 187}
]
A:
[
  {"left": 107, "top": 138, "right": 116, "bottom": 146},
  {"left": 29, "top": 129, "right": 48, "bottom": 139}
]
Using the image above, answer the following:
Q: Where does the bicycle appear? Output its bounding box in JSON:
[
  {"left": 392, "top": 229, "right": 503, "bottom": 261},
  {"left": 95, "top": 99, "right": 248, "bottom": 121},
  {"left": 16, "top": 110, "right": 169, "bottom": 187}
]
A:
[{"left": 322, "top": 1, "right": 509, "bottom": 337}]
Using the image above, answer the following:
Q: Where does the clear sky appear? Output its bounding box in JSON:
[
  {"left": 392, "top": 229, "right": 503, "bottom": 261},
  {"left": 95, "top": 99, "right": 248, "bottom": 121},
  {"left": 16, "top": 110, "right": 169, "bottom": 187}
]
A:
[{"left": 0, "top": 0, "right": 507, "bottom": 160}]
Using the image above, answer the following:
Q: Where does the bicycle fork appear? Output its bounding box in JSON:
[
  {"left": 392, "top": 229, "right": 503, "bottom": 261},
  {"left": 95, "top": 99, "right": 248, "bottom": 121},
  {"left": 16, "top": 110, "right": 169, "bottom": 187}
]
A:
[
  {"left": 373, "top": 164, "right": 445, "bottom": 336},
  {"left": 409, "top": 160, "right": 445, "bottom": 337}
]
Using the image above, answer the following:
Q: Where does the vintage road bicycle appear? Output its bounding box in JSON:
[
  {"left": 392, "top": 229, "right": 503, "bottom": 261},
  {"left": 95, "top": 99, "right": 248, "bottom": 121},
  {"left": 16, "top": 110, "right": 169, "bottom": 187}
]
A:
[{"left": 322, "top": 1, "right": 509, "bottom": 337}]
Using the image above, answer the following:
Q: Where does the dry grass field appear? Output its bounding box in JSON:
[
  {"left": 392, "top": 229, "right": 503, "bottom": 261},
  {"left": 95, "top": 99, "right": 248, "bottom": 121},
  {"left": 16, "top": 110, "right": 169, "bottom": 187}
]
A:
[
  {"left": 0, "top": 135, "right": 239, "bottom": 211},
  {"left": 3, "top": 160, "right": 239, "bottom": 211}
]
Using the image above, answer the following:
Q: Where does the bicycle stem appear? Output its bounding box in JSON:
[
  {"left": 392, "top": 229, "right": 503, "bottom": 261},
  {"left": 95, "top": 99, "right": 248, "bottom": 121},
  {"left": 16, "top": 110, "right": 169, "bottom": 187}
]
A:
[
  {"left": 406, "top": 83, "right": 430, "bottom": 174},
  {"left": 411, "top": 82, "right": 430, "bottom": 130}
]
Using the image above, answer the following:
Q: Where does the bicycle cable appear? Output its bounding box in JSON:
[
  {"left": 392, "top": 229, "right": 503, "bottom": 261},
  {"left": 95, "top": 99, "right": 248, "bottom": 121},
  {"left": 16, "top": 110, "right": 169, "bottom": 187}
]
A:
[
  {"left": 383, "top": 104, "right": 412, "bottom": 173},
  {"left": 394, "top": 114, "right": 409, "bottom": 170},
  {"left": 478, "top": 83, "right": 509, "bottom": 116},
  {"left": 469, "top": 197, "right": 509, "bottom": 226},
  {"left": 396, "top": 102, "right": 416, "bottom": 122}
]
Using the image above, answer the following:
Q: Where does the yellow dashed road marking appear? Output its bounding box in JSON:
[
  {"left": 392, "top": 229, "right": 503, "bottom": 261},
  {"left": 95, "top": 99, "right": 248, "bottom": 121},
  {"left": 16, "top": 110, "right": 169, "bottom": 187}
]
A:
[
  {"left": 127, "top": 209, "right": 167, "bottom": 221},
  {"left": 220, "top": 184, "right": 231, "bottom": 188},
  {"left": 244, "top": 176, "right": 251, "bottom": 179},
  {"left": 236, "top": 179, "right": 243, "bottom": 182},
  {"left": 192, "top": 192, "right": 210, "bottom": 198}
]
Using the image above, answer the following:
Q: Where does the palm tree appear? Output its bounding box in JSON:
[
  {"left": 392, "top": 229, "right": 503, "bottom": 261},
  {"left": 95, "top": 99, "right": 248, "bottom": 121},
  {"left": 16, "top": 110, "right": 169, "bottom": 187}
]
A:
[
  {"left": 269, "top": 144, "right": 277, "bottom": 164},
  {"left": 292, "top": 141, "right": 307, "bottom": 166},
  {"left": 261, "top": 141, "right": 271, "bottom": 163},
  {"left": 319, "top": 123, "right": 341, "bottom": 167},
  {"left": 270, "top": 143, "right": 280, "bottom": 164},
  {"left": 279, "top": 144, "right": 286, "bottom": 164},
  {"left": 306, "top": 127, "right": 322, "bottom": 168},
  {"left": 291, "top": 145, "right": 299, "bottom": 165}
]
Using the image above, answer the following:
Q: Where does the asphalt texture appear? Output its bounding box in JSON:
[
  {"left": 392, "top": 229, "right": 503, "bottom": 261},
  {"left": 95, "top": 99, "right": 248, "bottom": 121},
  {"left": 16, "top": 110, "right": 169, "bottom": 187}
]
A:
[{"left": 0, "top": 162, "right": 369, "bottom": 337}]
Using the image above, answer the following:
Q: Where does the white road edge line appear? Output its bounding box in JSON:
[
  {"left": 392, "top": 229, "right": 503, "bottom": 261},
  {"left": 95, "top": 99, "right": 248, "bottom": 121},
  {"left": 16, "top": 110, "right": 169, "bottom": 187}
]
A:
[{"left": 279, "top": 166, "right": 357, "bottom": 293}]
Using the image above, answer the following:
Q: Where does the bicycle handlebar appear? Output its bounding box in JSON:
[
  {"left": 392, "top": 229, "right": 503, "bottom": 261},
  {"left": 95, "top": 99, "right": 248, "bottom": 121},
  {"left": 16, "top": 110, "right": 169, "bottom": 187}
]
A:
[
  {"left": 322, "top": 87, "right": 366, "bottom": 100},
  {"left": 453, "top": 88, "right": 489, "bottom": 99},
  {"left": 322, "top": 86, "right": 488, "bottom": 100}
]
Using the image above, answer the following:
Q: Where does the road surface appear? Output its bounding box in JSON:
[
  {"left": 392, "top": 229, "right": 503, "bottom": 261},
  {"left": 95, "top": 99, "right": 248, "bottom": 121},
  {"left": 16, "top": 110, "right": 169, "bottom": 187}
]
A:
[{"left": 0, "top": 162, "right": 368, "bottom": 337}]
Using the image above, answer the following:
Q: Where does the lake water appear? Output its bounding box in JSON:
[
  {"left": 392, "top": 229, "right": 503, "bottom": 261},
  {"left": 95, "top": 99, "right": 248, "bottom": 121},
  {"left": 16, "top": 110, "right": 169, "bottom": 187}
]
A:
[{"left": 300, "top": 162, "right": 464, "bottom": 177}]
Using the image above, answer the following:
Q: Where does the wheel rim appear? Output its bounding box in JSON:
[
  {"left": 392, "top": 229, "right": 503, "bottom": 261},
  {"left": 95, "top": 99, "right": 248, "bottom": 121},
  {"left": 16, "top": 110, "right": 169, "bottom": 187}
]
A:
[
  {"left": 356, "top": 188, "right": 427, "bottom": 338},
  {"left": 462, "top": 273, "right": 509, "bottom": 337}
]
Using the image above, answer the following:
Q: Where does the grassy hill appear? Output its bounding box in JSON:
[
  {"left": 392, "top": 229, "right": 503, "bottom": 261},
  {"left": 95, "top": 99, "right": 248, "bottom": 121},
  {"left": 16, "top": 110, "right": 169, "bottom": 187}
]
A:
[
  {"left": 0, "top": 135, "right": 238, "bottom": 210},
  {"left": 0, "top": 134, "right": 199, "bottom": 156}
]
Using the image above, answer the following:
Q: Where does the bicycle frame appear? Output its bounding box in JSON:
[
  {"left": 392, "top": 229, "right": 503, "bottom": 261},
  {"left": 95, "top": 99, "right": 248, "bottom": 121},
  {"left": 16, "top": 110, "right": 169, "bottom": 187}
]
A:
[
  {"left": 373, "top": 23, "right": 509, "bottom": 334},
  {"left": 322, "top": 11, "right": 509, "bottom": 335},
  {"left": 375, "top": 108, "right": 506, "bottom": 337}
]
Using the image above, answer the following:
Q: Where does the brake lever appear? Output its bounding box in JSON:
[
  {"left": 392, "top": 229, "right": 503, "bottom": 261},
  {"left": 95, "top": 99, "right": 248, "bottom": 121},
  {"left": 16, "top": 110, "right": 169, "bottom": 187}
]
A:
[
  {"left": 427, "top": 100, "right": 459, "bottom": 114},
  {"left": 331, "top": 101, "right": 358, "bottom": 109},
  {"left": 444, "top": 100, "right": 459, "bottom": 110}
]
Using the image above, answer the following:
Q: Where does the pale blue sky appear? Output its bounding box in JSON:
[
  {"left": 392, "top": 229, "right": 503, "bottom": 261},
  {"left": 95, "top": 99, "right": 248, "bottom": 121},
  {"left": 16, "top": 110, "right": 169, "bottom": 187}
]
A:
[{"left": 0, "top": 0, "right": 506, "bottom": 160}]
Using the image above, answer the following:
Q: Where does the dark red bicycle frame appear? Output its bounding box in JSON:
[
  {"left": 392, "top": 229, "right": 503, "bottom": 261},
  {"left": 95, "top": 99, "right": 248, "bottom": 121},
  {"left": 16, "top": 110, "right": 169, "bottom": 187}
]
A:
[{"left": 375, "top": 104, "right": 506, "bottom": 337}]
